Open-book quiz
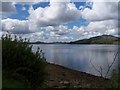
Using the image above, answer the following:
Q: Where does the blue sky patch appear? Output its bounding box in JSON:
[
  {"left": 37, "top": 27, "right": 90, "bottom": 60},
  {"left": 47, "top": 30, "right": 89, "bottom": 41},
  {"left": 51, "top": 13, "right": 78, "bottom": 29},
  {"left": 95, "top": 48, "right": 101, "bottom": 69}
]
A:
[{"left": 8, "top": 4, "right": 29, "bottom": 20}]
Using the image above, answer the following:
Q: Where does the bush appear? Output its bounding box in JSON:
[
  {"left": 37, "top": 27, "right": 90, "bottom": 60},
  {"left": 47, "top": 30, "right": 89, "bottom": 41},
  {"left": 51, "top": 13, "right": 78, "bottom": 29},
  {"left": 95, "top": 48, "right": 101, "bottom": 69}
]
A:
[
  {"left": 110, "top": 66, "right": 120, "bottom": 88},
  {"left": 2, "top": 34, "right": 47, "bottom": 88}
]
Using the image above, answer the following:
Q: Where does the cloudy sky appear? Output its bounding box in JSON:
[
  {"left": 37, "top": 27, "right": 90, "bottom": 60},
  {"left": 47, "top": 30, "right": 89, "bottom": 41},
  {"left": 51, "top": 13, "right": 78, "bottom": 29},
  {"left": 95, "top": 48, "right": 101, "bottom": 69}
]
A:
[{"left": 1, "top": 0, "right": 119, "bottom": 42}]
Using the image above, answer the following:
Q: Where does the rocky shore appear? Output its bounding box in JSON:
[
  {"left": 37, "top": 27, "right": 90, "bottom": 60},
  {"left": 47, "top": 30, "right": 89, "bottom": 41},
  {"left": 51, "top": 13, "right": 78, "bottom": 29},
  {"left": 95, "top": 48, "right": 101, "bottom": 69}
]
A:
[{"left": 45, "top": 63, "right": 110, "bottom": 88}]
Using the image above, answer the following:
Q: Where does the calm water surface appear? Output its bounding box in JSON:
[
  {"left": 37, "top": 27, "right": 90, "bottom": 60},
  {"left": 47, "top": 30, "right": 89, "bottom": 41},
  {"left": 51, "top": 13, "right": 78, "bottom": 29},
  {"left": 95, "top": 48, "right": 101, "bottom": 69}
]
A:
[{"left": 33, "top": 44, "right": 119, "bottom": 78}]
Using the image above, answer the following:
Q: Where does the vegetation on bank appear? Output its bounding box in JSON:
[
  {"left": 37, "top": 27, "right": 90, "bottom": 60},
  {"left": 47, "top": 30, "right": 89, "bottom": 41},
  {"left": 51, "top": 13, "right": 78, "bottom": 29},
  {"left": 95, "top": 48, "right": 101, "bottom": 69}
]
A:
[
  {"left": 2, "top": 34, "right": 47, "bottom": 89},
  {"left": 110, "top": 65, "right": 120, "bottom": 88}
]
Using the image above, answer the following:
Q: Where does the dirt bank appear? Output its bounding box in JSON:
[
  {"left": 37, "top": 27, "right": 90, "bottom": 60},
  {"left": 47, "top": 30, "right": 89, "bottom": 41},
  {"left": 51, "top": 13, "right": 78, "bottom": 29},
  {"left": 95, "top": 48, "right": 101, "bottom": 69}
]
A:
[{"left": 45, "top": 63, "right": 110, "bottom": 88}]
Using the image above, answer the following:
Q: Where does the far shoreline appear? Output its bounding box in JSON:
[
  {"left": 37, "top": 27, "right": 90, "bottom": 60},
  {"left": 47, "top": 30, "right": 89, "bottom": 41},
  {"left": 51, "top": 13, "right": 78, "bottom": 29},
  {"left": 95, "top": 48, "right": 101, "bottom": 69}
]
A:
[
  {"left": 31, "top": 43, "right": 119, "bottom": 45},
  {"left": 28, "top": 35, "right": 120, "bottom": 45}
]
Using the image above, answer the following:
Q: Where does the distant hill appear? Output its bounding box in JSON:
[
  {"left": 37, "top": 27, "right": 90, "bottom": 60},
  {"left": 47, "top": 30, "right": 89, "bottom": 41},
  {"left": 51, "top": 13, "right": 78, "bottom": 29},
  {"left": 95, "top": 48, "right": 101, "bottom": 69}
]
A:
[
  {"left": 29, "top": 41, "right": 68, "bottom": 44},
  {"left": 28, "top": 41, "right": 46, "bottom": 44},
  {"left": 69, "top": 35, "right": 120, "bottom": 44}
]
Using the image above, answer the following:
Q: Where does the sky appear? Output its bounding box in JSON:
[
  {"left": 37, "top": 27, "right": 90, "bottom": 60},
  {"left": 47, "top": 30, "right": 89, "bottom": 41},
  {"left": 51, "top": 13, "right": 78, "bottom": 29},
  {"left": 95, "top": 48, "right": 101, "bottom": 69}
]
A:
[{"left": 1, "top": 0, "right": 119, "bottom": 42}]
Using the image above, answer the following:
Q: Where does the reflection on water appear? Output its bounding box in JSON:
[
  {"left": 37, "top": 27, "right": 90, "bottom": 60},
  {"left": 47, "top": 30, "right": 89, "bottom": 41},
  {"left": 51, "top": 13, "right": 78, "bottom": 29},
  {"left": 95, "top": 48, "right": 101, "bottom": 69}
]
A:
[{"left": 33, "top": 44, "right": 118, "bottom": 78}]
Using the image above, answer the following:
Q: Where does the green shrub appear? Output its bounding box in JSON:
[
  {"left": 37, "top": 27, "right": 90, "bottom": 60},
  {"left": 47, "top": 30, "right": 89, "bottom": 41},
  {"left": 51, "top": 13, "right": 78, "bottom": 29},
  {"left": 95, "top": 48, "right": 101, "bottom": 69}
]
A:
[
  {"left": 2, "top": 34, "right": 47, "bottom": 88},
  {"left": 110, "top": 66, "right": 120, "bottom": 88}
]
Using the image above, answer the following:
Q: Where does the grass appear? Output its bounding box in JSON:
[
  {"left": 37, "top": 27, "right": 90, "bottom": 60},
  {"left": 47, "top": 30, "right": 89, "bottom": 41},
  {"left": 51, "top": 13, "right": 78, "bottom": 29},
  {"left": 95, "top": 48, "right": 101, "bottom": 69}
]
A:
[
  {"left": 2, "top": 71, "right": 31, "bottom": 88},
  {"left": 3, "top": 77, "right": 29, "bottom": 88}
]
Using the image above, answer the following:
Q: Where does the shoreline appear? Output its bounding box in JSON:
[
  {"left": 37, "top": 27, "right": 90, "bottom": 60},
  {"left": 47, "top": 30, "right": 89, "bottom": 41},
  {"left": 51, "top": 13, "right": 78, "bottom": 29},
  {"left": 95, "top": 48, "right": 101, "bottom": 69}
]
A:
[{"left": 45, "top": 62, "right": 110, "bottom": 88}]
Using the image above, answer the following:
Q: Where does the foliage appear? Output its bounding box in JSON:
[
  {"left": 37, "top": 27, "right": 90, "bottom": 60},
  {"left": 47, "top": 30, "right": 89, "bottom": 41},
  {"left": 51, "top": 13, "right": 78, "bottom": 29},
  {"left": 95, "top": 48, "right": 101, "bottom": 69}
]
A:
[
  {"left": 110, "top": 66, "right": 120, "bottom": 88},
  {"left": 2, "top": 33, "right": 47, "bottom": 88}
]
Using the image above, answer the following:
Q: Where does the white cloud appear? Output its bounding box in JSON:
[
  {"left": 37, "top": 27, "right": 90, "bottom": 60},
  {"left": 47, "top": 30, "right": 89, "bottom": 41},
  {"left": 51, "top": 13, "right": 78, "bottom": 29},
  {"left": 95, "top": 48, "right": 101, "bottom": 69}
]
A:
[
  {"left": 0, "top": 2, "right": 17, "bottom": 19},
  {"left": 22, "top": 6, "right": 27, "bottom": 11},
  {"left": 85, "top": 20, "right": 118, "bottom": 35},
  {"left": 43, "top": 25, "right": 69, "bottom": 35},
  {"left": 79, "top": 0, "right": 119, "bottom": 38},
  {"left": 2, "top": 18, "right": 30, "bottom": 34},
  {"left": 82, "top": 0, "right": 118, "bottom": 21},
  {"left": 1, "top": 2, "right": 16, "bottom": 12},
  {"left": 1, "top": 18, "right": 118, "bottom": 42},
  {"left": 28, "top": 1, "right": 82, "bottom": 29},
  {"left": 1, "top": 1, "right": 119, "bottom": 42}
]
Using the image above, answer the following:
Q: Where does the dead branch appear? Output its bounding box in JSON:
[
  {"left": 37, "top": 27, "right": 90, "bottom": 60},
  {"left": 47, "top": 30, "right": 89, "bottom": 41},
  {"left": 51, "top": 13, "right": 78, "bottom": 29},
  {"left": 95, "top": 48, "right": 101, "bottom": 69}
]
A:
[
  {"left": 105, "top": 48, "right": 119, "bottom": 78},
  {"left": 90, "top": 59, "right": 103, "bottom": 77},
  {"left": 90, "top": 47, "right": 119, "bottom": 78}
]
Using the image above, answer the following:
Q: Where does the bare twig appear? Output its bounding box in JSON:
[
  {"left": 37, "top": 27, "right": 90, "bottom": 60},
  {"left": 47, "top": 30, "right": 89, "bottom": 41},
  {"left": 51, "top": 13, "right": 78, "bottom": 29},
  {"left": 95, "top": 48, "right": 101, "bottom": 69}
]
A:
[
  {"left": 90, "top": 47, "right": 119, "bottom": 78},
  {"left": 106, "top": 57, "right": 110, "bottom": 68},
  {"left": 105, "top": 48, "right": 119, "bottom": 78},
  {"left": 100, "top": 66, "right": 103, "bottom": 77},
  {"left": 90, "top": 59, "right": 103, "bottom": 77}
]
